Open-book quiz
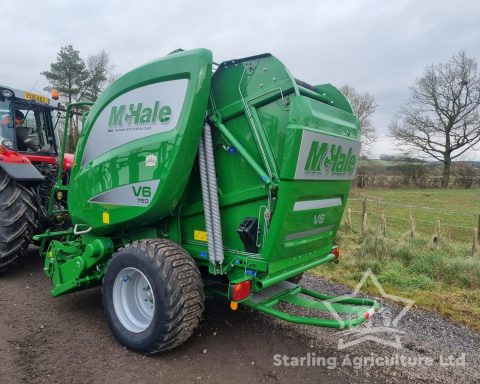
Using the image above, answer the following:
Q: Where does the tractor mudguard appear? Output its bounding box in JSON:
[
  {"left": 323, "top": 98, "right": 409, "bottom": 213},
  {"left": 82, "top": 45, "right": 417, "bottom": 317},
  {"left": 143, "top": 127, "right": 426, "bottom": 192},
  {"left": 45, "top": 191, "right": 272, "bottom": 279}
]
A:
[{"left": 0, "top": 161, "right": 44, "bottom": 181}]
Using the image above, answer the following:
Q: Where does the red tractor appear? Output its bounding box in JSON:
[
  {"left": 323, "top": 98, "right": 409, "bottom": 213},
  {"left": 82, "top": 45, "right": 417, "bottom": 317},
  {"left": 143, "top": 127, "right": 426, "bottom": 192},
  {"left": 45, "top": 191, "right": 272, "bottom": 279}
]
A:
[{"left": 0, "top": 86, "right": 73, "bottom": 271}]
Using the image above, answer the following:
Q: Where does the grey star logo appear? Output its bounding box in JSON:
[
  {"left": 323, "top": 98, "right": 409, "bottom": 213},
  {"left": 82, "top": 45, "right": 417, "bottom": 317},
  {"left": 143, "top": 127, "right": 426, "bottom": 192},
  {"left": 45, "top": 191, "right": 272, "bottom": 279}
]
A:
[{"left": 321, "top": 268, "right": 415, "bottom": 349}]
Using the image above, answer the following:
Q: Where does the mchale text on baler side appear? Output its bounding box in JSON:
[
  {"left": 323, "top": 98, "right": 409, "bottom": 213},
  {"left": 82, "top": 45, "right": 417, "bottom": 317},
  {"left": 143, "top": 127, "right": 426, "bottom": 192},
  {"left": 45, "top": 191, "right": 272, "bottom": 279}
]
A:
[{"left": 33, "top": 49, "right": 379, "bottom": 354}]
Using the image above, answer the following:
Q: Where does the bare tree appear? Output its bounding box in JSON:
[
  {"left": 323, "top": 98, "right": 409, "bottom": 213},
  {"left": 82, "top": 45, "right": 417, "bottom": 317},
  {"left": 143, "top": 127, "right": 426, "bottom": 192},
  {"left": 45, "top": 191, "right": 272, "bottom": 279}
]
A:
[
  {"left": 81, "top": 50, "right": 117, "bottom": 102},
  {"left": 390, "top": 51, "right": 480, "bottom": 187},
  {"left": 340, "top": 85, "right": 378, "bottom": 151}
]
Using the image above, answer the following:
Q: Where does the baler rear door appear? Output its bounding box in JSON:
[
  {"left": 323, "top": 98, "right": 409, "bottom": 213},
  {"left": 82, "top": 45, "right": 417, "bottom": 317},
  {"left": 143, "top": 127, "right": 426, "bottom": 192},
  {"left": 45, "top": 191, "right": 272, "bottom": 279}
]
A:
[{"left": 260, "top": 94, "right": 360, "bottom": 279}]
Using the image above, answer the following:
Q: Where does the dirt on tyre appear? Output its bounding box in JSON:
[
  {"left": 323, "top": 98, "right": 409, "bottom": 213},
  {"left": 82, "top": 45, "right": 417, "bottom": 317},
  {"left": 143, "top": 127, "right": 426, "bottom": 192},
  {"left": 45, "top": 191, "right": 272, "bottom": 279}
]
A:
[
  {"left": 0, "top": 169, "right": 37, "bottom": 272},
  {"left": 102, "top": 239, "right": 205, "bottom": 354}
]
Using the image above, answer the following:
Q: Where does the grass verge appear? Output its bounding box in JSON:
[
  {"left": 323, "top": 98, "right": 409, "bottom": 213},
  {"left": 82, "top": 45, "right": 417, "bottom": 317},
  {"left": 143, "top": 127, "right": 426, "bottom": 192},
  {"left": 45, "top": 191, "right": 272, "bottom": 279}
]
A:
[{"left": 313, "top": 229, "right": 480, "bottom": 331}]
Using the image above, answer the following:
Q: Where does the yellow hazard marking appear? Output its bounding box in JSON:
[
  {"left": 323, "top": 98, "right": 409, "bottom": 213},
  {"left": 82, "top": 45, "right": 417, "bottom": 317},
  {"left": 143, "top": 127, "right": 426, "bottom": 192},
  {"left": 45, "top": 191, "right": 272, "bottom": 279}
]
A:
[
  {"left": 102, "top": 211, "right": 110, "bottom": 224},
  {"left": 24, "top": 91, "right": 48, "bottom": 104},
  {"left": 194, "top": 230, "right": 208, "bottom": 242}
]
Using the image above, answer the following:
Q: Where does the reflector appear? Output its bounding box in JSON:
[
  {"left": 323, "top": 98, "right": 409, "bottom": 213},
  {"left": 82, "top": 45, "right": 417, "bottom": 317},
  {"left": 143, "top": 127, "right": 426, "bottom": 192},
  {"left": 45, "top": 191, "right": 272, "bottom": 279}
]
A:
[
  {"left": 332, "top": 246, "right": 340, "bottom": 259},
  {"left": 230, "top": 280, "right": 252, "bottom": 302}
]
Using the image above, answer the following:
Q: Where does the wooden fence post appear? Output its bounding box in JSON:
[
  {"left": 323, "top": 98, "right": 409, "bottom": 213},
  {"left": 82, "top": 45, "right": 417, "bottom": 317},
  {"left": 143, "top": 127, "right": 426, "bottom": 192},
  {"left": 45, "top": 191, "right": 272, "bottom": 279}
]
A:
[
  {"left": 361, "top": 198, "right": 368, "bottom": 234},
  {"left": 346, "top": 208, "right": 352, "bottom": 232},
  {"left": 410, "top": 213, "right": 416, "bottom": 239},
  {"left": 477, "top": 214, "right": 480, "bottom": 240},
  {"left": 473, "top": 225, "right": 479, "bottom": 253},
  {"left": 431, "top": 219, "right": 441, "bottom": 247},
  {"left": 380, "top": 211, "right": 387, "bottom": 237}
]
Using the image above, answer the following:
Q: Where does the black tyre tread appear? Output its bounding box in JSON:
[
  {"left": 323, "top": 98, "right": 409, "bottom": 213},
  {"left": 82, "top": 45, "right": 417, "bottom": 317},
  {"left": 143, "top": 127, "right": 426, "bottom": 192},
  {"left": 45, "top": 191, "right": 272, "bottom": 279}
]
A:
[
  {"left": 0, "top": 170, "right": 37, "bottom": 272},
  {"left": 105, "top": 238, "right": 204, "bottom": 354}
]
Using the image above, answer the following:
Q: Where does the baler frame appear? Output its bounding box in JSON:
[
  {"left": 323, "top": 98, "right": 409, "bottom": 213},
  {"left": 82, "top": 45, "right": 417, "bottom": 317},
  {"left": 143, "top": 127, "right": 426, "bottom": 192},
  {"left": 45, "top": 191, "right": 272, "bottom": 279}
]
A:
[
  {"left": 32, "top": 49, "right": 380, "bottom": 354},
  {"left": 35, "top": 102, "right": 379, "bottom": 329}
]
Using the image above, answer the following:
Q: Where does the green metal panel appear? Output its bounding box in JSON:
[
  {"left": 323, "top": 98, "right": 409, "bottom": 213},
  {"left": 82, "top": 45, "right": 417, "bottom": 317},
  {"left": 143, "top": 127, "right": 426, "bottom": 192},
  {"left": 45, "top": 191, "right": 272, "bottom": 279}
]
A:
[
  {"left": 67, "top": 49, "right": 213, "bottom": 234},
  {"left": 181, "top": 53, "right": 360, "bottom": 286}
]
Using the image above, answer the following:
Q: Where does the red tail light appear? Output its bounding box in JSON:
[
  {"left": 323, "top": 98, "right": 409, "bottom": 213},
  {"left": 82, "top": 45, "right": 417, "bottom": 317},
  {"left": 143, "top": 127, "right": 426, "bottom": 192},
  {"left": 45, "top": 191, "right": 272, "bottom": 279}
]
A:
[
  {"left": 332, "top": 246, "right": 340, "bottom": 259},
  {"left": 229, "top": 280, "right": 252, "bottom": 302},
  {"left": 365, "top": 307, "right": 375, "bottom": 320}
]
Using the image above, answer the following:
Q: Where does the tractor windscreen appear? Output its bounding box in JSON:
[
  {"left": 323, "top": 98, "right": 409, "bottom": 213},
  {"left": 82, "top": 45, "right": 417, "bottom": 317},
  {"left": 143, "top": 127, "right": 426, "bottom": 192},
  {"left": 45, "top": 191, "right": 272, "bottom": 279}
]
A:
[
  {"left": 0, "top": 96, "right": 15, "bottom": 148},
  {"left": 13, "top": 105, "right": 54, "bottom": 153}
]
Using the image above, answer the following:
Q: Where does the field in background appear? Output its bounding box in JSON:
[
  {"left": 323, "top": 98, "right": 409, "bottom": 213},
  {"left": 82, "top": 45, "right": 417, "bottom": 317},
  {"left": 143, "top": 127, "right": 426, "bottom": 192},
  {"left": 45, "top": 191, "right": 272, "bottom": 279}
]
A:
[
  {"left": 313, "top": 188, "right": 480, "bottom": 331},
  {"left": 347, "top": 188, "right": 480, "bottom": 242},
  {"left": 355, "top": 158, "right": 480, "bottom": 188}
]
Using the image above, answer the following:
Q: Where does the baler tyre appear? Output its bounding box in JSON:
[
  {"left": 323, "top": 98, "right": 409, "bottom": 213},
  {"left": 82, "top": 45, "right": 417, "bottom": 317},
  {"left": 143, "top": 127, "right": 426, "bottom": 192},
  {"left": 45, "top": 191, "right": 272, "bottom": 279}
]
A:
[
  {"left": 0, "top": 169, "right": 37, "bottom": 272},
  {"left": 102, "top": 239, "right": 205, "bottom": 354}
]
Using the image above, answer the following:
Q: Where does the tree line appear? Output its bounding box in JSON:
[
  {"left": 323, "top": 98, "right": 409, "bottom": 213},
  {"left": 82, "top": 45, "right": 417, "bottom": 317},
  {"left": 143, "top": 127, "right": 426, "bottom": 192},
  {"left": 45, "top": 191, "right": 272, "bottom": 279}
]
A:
[
  {"left": 345, "top": 51, "right": 480, "bottom": 188},
  {"left": 41, "top": 47, "right": 480, "bottom": 188}
]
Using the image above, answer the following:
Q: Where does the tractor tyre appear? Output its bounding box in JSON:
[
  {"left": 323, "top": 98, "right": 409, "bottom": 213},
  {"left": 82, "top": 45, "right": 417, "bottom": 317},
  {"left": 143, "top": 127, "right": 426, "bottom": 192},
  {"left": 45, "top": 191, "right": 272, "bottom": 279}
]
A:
[
  {"left": 0, "top": 169, "right": 37, "bottom": 272},
  {"left": 102, "top": 239, "right": 205, "bottom": 354}
]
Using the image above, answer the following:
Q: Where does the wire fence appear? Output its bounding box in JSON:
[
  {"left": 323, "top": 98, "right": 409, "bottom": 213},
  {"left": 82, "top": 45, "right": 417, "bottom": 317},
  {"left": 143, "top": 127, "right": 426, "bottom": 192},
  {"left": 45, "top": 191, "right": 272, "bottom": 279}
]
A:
[
  {"left": 348, "top": 198, "right": 474, "bottom": 219},
  {"left": 342, "top": 195, "right": 479, "bottom": 245},
  {"left": 354, "top": 174, "right": 480, "bottom": 189}
]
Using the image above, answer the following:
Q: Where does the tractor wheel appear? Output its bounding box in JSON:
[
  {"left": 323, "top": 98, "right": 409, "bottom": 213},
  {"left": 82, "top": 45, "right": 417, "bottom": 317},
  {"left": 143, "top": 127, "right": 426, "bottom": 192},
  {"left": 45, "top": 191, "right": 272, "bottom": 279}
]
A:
[
  {"left": 0, "top": 170, "right": 37, "bottom": 272},
  {"left": 102, "top": 239, "right": 205, "bottom": 354}
]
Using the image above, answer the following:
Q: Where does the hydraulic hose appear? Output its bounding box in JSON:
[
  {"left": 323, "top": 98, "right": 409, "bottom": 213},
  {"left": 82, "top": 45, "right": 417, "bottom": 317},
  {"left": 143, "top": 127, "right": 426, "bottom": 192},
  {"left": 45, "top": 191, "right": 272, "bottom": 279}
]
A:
[
  {"left": 203, "top": 123, "right": 224, "bottom": 265},
  {"left": 198, "top": 132, "right": 216, "bottom": 265}
]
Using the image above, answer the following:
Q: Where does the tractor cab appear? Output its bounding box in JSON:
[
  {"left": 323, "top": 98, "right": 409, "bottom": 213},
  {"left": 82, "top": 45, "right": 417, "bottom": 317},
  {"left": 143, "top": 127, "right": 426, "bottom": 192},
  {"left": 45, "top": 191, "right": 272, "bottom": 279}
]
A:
[
  {"left": 0, "top": 86, "right": 71, "bottom": 272},
  {"left": 0, "top": 86, "right": 63, "bottom": 156}
]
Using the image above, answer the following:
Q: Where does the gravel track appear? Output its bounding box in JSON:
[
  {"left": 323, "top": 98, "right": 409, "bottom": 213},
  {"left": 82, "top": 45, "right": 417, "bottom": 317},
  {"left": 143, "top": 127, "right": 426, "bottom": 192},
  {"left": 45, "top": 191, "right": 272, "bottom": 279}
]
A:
[{"left": 0, "top": 248, "right": 478, "bottom": 383}]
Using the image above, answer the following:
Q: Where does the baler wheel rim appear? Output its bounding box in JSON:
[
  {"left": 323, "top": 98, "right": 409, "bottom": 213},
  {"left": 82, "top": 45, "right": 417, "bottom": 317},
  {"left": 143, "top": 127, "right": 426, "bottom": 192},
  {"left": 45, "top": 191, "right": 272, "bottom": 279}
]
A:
[{"left": 112, "top": 267, "right": 155, "bottom": 333}]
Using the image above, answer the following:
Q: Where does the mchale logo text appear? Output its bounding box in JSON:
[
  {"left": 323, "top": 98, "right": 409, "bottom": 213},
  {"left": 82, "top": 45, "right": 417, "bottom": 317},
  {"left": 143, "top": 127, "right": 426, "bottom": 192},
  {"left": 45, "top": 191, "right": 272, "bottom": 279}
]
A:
[
  {"left": 304, "top": 141, "right": 356, "bottom": 175},
  {"left": 108, "top": 101, "right": 172, "bottom": 127}
]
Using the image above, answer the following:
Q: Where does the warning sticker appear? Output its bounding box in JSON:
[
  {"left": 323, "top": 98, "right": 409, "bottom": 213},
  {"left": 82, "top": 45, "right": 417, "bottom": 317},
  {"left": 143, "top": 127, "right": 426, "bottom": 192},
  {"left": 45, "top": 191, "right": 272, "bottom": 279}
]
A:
[{"left": 194, "top": 230, "right": 208, "bottom": 242}]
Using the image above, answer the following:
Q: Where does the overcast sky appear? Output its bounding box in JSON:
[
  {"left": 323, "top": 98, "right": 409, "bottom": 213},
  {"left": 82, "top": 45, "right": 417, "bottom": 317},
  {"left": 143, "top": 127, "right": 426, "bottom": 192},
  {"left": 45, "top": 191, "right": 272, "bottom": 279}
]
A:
[{"left": 1, "top": 0, "right": 479, "bottom": 158}]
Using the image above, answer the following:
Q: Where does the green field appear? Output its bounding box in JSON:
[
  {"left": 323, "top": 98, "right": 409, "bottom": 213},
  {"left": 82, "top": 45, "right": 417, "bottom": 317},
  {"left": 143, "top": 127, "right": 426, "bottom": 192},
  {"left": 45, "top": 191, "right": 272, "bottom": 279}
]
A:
[
  {"left": 347, "top": 188, "right": 480, "bottom": 242},
  {"left": 313, "top": 188, "right": 480, "bottom": 331}
]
